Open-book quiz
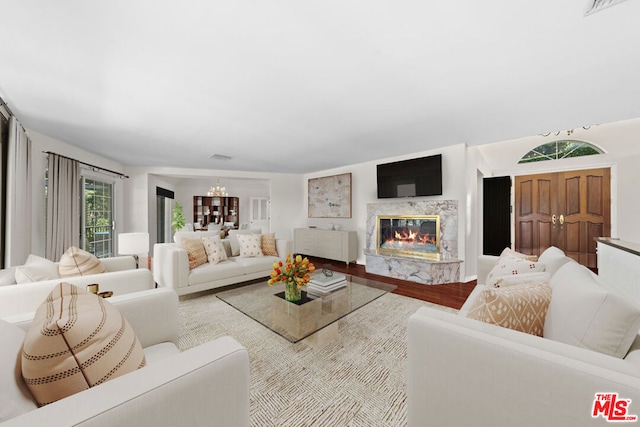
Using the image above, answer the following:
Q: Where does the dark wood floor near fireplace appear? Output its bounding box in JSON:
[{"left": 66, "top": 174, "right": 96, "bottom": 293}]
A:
[{"left": 307, "top": 256, "right": 476, "bottom": 310}]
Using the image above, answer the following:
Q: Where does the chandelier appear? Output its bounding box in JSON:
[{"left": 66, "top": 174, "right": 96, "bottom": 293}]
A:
[{"left": 207, "top": 180, "right": 228, "bottom": 197}]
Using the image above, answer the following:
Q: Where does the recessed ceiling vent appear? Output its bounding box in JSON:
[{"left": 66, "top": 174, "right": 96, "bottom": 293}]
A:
[
  {"left": 209, "top": 154, "right": 233, "bottom": 161},
  {"left": 584, "top": 0, "right": 629, "bottom": 16}
]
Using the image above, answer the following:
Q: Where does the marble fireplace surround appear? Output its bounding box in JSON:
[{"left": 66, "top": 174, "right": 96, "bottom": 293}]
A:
[{"left": 365, "top": 200, "right": 462, "bottom": 285}]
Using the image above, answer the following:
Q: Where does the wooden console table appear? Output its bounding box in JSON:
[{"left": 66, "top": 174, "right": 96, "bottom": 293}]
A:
[{"left": 294, "top": 228, "right": 358, "bottom": 265}]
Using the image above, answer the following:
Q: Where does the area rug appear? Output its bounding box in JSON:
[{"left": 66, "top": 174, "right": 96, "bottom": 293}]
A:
[{"left": 178, "top": 290, "right": 457, "bottom": 426}]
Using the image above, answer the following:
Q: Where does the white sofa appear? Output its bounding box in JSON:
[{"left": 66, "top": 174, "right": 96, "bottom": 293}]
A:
[
  {"left": 154, "top": 229, "right": 291, "bottom": 296},
  {"left": 0, "top": 256, "right": 156, "bottom": 318},
  {"left": 408, "top": 247, "right": 640, "bottom": 427},
  {"left": 1, "top": 287, "right": 250, "bottom": 426}
]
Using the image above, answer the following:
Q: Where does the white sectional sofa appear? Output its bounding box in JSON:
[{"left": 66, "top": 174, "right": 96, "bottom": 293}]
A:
[
  {"left": 408, "top": 247, "right": 640, "bottom": 427},
  {"left": 153, "top": 229, "right": 291, "bottom": 296},
  {"left": 0, "top": 256, "right": 156, "bottom": 317},
  {"left": 0, "top": 287, "right": 250, "bottom": 426}
]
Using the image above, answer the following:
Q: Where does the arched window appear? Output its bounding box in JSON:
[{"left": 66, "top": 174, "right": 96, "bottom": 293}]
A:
[{"left": 519, "top": 140, "right": 603, "bottom": 164}]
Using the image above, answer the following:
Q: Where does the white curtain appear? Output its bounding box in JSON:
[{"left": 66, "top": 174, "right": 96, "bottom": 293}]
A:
[
  {"left": 5, "top": 117, "right": 32, "bottom": 266},
  {"left": 45, "top": 153, "right": 80, "bottom": 260}
]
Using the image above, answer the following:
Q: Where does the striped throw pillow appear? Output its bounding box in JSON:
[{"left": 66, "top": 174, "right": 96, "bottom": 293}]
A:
[
  {"left": 58, "top": 246, "right": 106, "bottom": 278},
  {"left": 21, "top": 282, "right": 146, "bottom": 406}
]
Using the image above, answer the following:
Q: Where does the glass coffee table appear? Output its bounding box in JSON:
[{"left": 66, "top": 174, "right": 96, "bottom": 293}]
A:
[{"left": 216, "top": 275, "right": 396, "bottom": 343}]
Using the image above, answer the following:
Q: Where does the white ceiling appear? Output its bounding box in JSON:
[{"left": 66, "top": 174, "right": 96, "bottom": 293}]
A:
[{"left": 2, "top": 1, "right": 640, "bottom": 174}]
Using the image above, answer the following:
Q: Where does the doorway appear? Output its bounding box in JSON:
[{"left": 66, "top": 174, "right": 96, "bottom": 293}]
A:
[
  {"left": 514, "top": 168, "right": 611, "bottom": 268},
  {"left": 483, "top": 176, "right": 511, "bottom": 256}
]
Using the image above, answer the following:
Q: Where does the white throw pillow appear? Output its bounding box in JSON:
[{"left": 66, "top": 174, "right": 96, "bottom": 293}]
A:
[
  {"left": 499, "top": 247, "right": 538, "bottom": 262},
  {"left": 494, "top": 272, "right": 551, "bottom": 288},
  {"left": 544, "top": 262, "right": 640, "bottom": 358},
  {"left": 0, "top": 320, "right": 38, "bottom": 421},
  {"left": 538, "top": 246, "right": 570, "bottom": 277},
  {"left": 202, "top": 236, "right": 228, "bottom": 264},
  {"left": 227, "top": 229, "right": 261, "bottom": 257},
  {"left": 0, "top": 267, "right": 17, "bottom": 286},
  {"left": 485, "top": 257, "right": 546, "bottom": 288},
  {"left": 15, "top": 255, "right": 60, "bottom": 284},
  {"left": 236, "top": 234, "right": 264, "bottom": 258}
]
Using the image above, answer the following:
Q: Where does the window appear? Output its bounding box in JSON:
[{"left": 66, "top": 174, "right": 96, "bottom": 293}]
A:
[
  {"left": 82, "top": 178, "right": 114, "bottom": 257},
  {"left": 519, "top": 140, "right": 603, "bottom": 164}
]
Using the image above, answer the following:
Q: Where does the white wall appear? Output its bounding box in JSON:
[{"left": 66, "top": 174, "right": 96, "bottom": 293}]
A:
[
  {"left": 27, "top": 129, "right": 127, "bottom": 258},
  {"left": 121, "top": 166, "right": 304, "bottom": 248},
  {"left": 172, "top": 177, "right": 270, "bottom": 229},
  {"left": 476, "top": 119, "right": 640, "bottom": 244},
  {"left": 303, "top": 144, "right": 470, "bottom": 279}
]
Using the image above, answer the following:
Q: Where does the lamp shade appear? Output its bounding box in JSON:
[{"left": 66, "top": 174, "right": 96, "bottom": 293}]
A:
[{"left": 118, "top": 233, "right": 149, "bottom": 255}]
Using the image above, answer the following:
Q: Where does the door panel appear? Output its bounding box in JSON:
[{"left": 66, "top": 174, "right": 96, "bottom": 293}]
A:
[
  {"left": 516, "top": 168, "right": 610, "bottom": 269},
  {"left": 515, "top": 173, "right": 557, "bottom": 255}
]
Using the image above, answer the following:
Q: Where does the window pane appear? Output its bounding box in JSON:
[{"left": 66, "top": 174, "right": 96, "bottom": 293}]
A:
[
  {"left": 519, "top": 140, "right": 603, "bottom": 164},
  {"left": 83, "top": 178, "right": 114, "bottom": 257}
]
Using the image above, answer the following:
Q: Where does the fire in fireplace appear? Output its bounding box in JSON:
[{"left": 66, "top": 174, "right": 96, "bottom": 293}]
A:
[{"left": 376, "top": 215, "right": 440, "bottom": 259}]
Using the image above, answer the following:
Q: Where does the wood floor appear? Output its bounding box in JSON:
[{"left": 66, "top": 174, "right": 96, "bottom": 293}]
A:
[{"left": 306, "top": 257, "right": 476, "bottom": 310}]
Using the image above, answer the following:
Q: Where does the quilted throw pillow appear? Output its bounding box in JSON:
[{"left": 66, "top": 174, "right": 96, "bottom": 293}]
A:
[
  {"left": 467, "top": 282, "right": 552, "bottom": 336},
  {"left": 261, "top": 233, "right": 278, "bottom": 256},
  {"left": 58, "top": 246, "right": 106, "bottom": 278},
  {"left": 486, "top": 256, "right": 546, "bottom": 288},
  {"left": 180, "top": 237, "right": 208, "bottom": 269},
  {"left": 202, "top": 236, "right": 228, "bottom": 264},
  {"left": 236, "top": 234, "right": 264, "bottom": 258},
  {"left": 21, "top": 282, "right": 146, "bottom": 406}
]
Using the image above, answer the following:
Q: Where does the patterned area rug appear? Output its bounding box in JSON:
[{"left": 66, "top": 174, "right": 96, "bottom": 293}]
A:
[{"left": 178, "top": 289, "right": 457, "bottom": 426}]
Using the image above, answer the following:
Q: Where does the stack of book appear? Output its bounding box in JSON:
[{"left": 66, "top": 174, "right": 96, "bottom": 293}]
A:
[{"left": 307, "top": 273, "right": 348, "bottom": 296}]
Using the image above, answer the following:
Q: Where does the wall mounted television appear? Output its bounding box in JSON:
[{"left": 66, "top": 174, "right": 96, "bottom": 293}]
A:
[{"left": 376, "top": 154, "right": 442, "bottom": 198}]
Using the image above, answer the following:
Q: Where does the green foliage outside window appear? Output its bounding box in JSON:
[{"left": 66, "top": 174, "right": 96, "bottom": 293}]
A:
[{"left": 519, "top": 140, "right": 602, "bottom": 164}]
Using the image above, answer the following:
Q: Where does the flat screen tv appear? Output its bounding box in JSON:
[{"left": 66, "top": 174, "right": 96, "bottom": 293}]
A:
[{"left": 376, "top": 154, "right": 442, "bottom": 198}]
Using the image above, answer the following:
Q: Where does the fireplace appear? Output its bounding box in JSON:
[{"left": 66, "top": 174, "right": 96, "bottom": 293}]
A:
[{"left": 376, "top": 215, "right": 440, "bottom": 259}]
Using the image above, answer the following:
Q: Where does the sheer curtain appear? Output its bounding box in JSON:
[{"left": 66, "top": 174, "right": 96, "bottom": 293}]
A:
[
  {"left": 45, "top": 153, "right": 80, "bottom": 260},
  {"left": 5, "top": 117, "right": 32, "bottom": 266}
]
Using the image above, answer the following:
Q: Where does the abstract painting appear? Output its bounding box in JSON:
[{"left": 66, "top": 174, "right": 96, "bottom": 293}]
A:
[{"left": 308, "top": 173, "right": 352, "bottom": 218}]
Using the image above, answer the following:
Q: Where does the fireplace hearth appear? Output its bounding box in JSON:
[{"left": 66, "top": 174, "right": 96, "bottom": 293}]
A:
[{"left": 377, "top": 215, "right": 440, "bottom": 259}]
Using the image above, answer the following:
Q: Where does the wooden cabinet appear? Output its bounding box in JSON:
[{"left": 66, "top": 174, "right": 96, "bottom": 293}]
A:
[
  {"left": 294, "top": 228, "right": 358, "bottom": 265},
  {"left": 193, "top": 196, "right": 239, "bottom": 228}
]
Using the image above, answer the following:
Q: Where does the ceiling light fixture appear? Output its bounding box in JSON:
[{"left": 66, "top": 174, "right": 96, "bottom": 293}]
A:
[
  {"left": 584, "top": 0, "right": 629, "bottom": 16},
  {"left": 207, "top": 180, "right": 228, "bottom": 197},
  {"left": 209, "top": 153, "right": 233, "bottom": 161}
]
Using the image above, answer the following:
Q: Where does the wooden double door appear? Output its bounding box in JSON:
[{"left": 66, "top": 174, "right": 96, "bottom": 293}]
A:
[{"left": 514, "top": 168, "right": 610, "bottom": 268}]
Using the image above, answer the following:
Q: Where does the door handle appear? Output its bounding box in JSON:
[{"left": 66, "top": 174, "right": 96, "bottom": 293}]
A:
[
  {"left": 552, "top": 214, "right": 557, "bottom": 225},
  {"left": 559, "top": 214, "right": 564, "bottom": 226}
]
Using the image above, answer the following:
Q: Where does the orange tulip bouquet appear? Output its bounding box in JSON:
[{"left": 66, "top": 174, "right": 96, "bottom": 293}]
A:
[{"left": 268, "top": 253, "right": 315, "bottom": 302}]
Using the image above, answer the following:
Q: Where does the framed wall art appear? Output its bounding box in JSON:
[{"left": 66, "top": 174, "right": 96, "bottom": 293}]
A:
[{"left": 308, "top": 173, "right": 352, "bottom": 218}]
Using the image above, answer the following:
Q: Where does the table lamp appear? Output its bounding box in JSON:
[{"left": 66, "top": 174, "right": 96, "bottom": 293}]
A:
[{"left": 118, "top": 232, "right": 149, "bottom": 268}]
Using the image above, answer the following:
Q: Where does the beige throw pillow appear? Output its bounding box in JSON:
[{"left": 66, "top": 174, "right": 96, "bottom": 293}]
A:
[
  {"left": 202, "top": 236, "right": 228, "bottom": 264},
  {"left": 180, "top": 237, "right": 208, "bottom": 269},
  {"left": 467, "top": 282, "right": 552, "bottom": 336},
  {"left": 58, "top": 246, "right": 106, "bottom": 278},
  {"left": 261, "top": 233, "right": 278, "bottom": 256},
  {"left": 22, "top": 283, "right": 146, "bottom": 406},
  {"left": 236, "top": 234, "right": 264, "bottom": 258}
]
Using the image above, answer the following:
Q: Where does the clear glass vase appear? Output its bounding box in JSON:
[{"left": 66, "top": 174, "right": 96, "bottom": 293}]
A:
[{"left": 284, "top": 281, "right": 301, "bottom": 302}]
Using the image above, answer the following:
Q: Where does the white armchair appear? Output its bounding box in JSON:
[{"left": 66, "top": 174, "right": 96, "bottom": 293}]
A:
[{"left": 1, "top": 288, "right": 250, "bottom": 426}]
